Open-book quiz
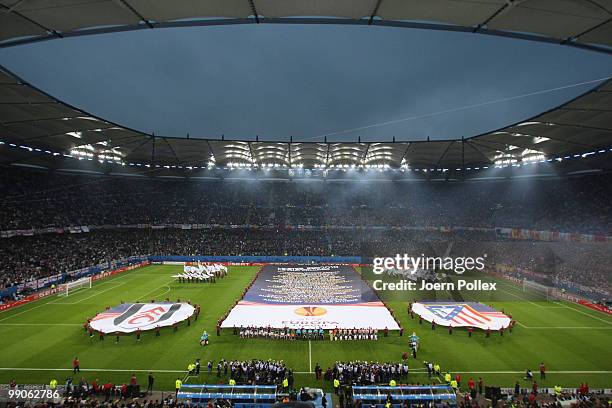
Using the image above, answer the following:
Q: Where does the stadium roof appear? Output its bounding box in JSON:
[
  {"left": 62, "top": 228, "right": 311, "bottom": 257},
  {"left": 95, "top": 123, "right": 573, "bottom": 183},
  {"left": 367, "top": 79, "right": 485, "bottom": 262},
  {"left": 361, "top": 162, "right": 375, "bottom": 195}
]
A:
[
  {"left": 1, "top": 64, "right": 611, "bottom": 171},
  {"left": 1, "top": 0, "right": 611, "bottom": 54}
]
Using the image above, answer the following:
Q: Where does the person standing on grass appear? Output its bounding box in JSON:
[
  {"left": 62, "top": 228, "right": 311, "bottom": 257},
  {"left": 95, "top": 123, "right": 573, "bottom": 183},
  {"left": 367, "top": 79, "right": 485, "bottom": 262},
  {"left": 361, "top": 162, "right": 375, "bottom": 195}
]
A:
[
  {"left": 514, "top": 381, "right": 520, "bottom": 395},
  {"left": 539, "top": 362, "right": 546, "bottom": 380},
  {"left": 477, "top": 377, "right": 483, "bottom": 395},
  {"left": 72, "top": 357, "right": 80, "bottom": 373},
  {"left": 175, "top": 378, "right": 182, "bottom": 397},
  {"left": 468, "top": 378, "right": 475, "bottom": 392},
  {"left": 147, "top": 372, "right": 154, "bottom": 393}
]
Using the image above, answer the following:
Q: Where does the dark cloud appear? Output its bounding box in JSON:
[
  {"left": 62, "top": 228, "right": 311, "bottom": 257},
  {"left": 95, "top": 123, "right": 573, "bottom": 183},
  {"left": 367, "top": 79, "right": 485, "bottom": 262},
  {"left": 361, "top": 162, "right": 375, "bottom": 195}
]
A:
[{"left": 1, "top": 24, "right": 611, "bottom": 142}]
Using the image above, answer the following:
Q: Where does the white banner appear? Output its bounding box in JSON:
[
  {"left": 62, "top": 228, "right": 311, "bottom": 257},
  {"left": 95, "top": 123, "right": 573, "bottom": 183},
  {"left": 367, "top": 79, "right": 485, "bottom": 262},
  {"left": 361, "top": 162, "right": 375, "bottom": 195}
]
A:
[
  {"left": 221, "top": 302, "right": 400, "bottom": 330},
  {"left": 90, "top": 302, "right": 195, "bottom": 333}
]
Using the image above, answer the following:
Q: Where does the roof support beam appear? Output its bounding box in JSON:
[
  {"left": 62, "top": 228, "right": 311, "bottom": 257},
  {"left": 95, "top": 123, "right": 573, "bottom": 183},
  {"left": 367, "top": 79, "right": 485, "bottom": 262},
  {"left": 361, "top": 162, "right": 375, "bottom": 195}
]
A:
[
  {"left": 399, "top": 143, "right": 412, "bottom": 166},
  {"left": 2, "top": 116, "right": 85, "bottom": 126},
  {"left": 465, "top": 140, "right": 494, "bottom": 164},
  {"left": 474, "top": 2, "right": 509, "bottom": 32},
  {"left": 162, "top": 137, "right": 181, "bottom": 166},
  {"left": 0, "top": 101, "right": 57, "bottom": 105},
  {"left": 368, "top": 0, "right": 383, "bottom": 25},
  {"left": 0, "top": 3, "right": 63, "bottom": 39},
  {"left": 248, "top": 141, "right": 256, "bottom": 165},
  {"left": 567, "top": 18, "right": 611, "bottom": 43},
  {"left": 434, "top": 141, "right": 454, "bottom": 169},
  {"left": 361, "top": 143, "right": 370, "bottom": 165},
  {"left": 205, "top": 140, "right": 217, "bottom": 165},
  {"left": 545, "top": 122, "right": 612, "bottom": 133},
  {"left": 117, "top": 0, "right": 154, "bottom": 28},
  {"left": 248, "top": 0, "right": 260, "bottom": 23}
]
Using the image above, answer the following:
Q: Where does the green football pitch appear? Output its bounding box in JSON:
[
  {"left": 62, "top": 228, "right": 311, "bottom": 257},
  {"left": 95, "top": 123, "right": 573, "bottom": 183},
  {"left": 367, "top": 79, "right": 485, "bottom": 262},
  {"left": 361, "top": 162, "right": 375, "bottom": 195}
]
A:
[{"left": 0, "top": 265, "right": 610, "bottom": 391}]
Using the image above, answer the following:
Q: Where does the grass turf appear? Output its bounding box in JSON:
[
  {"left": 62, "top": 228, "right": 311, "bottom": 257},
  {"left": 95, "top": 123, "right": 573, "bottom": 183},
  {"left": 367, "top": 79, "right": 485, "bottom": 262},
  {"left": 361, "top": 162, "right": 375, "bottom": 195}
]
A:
[{"left": 0, "top": 265, "right": 610, "bottom": 391}]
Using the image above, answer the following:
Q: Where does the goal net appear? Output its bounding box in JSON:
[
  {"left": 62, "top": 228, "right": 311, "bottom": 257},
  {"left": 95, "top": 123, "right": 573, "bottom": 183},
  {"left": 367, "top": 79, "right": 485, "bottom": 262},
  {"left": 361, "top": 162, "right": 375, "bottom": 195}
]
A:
[
  {"left": 522, "top": 279, "right": 552, "bottom": 301},
  {"left": 61, "top": 276, "right": 92, "bottom": 296}
]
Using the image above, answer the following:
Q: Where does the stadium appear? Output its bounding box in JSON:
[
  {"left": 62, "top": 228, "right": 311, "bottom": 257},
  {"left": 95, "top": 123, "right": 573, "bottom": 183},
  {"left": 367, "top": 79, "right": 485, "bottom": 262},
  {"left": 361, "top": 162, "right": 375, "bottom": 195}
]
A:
[{"left": 0, "top": 1, "right": 611, "bottom": 407}]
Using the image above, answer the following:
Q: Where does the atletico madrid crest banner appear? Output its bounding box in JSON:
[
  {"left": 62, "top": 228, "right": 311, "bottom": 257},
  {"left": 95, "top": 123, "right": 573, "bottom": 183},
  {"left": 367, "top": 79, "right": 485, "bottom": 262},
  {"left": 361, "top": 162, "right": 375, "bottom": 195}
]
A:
[
  {"left": 90, "top": 302, "right": 195, "bottom": 333},
  {"left": 411, "top": 301, "right": 510, "bottom": 330}
]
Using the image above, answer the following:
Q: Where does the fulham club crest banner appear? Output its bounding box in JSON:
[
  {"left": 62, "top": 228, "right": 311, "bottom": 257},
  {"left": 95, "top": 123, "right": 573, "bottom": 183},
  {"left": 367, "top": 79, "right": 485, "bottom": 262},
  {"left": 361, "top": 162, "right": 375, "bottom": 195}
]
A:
[{"left": 90, "top": 302, "right": 195, "bottom": 333}]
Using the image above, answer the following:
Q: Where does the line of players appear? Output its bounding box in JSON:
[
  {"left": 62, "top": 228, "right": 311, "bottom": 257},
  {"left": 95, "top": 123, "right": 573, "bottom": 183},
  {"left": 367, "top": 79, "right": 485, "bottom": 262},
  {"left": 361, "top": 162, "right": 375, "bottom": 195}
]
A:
[
  {"left": 238, "top": 326, "right": 326, "bottom": 340},
  {"left": 235, "top": 326, "right": 379, "bottom": 341},
  {"left": 173, "top": 262, "right": 228, "bottom": 283},
  {"left": 330, "top": 328, "right": 378, "bottom": 341}
]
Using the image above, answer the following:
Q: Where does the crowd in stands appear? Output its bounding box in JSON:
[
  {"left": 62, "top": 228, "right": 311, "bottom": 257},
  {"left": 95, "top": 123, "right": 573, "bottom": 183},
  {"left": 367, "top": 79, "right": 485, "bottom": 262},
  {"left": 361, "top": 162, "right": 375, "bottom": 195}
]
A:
[
  {"left": 1, "top": 228, "right": 610, "bottom": 303},
  {"left": 1, "top": 166, "right": 611, "bottom": 235},
  {"left": 0, "top": 166, "right": 610, "bottom": 303}
]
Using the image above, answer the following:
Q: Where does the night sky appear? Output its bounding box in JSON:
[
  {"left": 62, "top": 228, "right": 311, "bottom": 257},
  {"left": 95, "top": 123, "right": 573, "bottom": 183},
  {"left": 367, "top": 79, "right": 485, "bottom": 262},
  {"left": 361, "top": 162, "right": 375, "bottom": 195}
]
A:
[{"left": 1, "top": 24, "right": 611, "bottom": 142}]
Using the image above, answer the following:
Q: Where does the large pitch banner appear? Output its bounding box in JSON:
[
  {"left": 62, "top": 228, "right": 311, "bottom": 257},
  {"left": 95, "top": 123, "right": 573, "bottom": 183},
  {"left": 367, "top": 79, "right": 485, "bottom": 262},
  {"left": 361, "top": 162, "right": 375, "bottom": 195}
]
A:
[
  {"left": 412, "top": 301, "right": 510, "bottom": 330},
  {"left": 90, "top": 302, "right": 195, "bottom": 333},
  {"left": 221, "top": 265, "right": 400, "bottom": 329}
]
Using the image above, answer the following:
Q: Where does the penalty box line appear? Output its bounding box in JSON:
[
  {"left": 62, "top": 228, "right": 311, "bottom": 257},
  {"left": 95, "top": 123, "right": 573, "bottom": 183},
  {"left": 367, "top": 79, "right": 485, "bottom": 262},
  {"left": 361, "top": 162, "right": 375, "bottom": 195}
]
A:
[
  {"left": 494, "top": 281, "right": 612, "bottom": 326},
  {"left": 515, "top": 322, "right": 612, "bottom": 329},
  {"left": 0, "top": 265, "right": 165, "bottom": 321},
  {"left": 50, "top": 282, "right": 127, "bottom": 305}
]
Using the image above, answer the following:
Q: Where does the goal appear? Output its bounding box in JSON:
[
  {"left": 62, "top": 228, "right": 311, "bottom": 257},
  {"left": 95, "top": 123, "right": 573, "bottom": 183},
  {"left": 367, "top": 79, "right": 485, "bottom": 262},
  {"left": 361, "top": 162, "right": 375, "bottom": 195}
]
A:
[
  {"left": 61, "top": 276, "right": 92, "bottom": 296},
  {"left": 522, "top": 279, "right": 552, "bottom": 301}
]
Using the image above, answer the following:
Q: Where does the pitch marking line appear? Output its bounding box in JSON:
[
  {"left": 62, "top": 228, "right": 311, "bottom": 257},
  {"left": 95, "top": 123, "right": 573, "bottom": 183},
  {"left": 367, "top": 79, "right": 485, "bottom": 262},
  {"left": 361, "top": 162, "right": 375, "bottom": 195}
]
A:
[
  {"left": 515, "top": 323, "right": 612, "bottom": 329},
  {"left": 135, "top": 281, "right": 174, "bottom": 302},
  {"left": 559, "top": 303, "right": 612, "bottom": 326},
  {"left": 0, "top": 265, "right": 171, "bottom": 320},
  {"left": 495, "top": 286, "right": 549, "bottom": 309},
  {"left": 496, "top": 281, "right": 612, "bottom": 325},
  {"left": 496, "top": 282, "right": 612, "bottom": 323},
  {"left": 494, "top": 281, "right": 560, "bottom": 308},
  {"left": 50, "top": 282, "right": 127, "bottom": 305},
  {"left": 0, "top": 267, "right": 148, "bottom": 320}
]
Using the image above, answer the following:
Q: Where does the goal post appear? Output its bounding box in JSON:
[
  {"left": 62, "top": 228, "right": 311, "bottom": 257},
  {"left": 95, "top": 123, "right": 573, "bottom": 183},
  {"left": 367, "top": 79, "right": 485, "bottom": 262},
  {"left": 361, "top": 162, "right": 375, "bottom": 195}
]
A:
[
  {"left": 522, "top": 279, "right": 551, "bottom": 301},
  {"left": 62, "top": 276, "right": 92, "bottom": 296}
]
